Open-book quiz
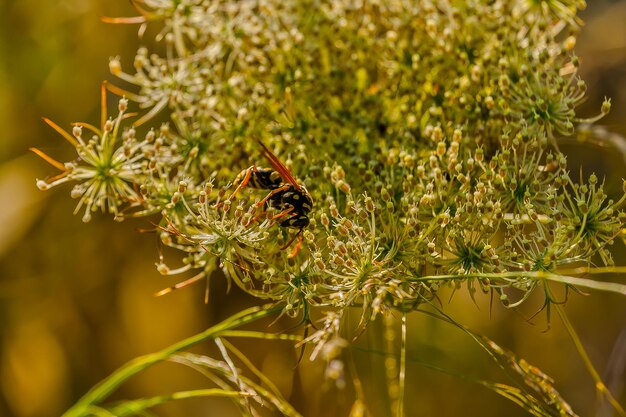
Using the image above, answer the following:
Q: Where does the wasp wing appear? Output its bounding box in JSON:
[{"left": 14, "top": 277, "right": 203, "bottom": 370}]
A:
[{"left": 256, "top": 139, "right": 301, "bottom": 189}]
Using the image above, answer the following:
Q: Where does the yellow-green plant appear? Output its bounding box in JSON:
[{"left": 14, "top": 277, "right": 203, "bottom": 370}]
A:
[{"left": 34, "top": 1, "right": 626, "bottom": 416}]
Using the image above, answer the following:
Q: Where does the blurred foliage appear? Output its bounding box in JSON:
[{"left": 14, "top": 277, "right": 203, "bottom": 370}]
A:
[{"left": 0, "top": 1, "right": 625, "bottom": 417}]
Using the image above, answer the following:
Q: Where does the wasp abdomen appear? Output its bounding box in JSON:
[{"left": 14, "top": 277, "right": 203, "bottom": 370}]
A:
[{"left": 269, "top": 185, "right": 313, "bottom": 229}]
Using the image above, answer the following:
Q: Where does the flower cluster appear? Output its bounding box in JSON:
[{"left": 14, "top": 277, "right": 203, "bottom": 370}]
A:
[{"left": 36, "top": 0, "right": 625, "bottom": 378}]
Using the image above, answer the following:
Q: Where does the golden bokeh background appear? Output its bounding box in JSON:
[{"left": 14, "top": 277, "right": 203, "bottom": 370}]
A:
[{"left": 0, "top": 1, "right": 625, "bottom": 416}]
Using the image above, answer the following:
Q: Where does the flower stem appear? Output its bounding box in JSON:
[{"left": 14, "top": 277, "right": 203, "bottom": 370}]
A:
[
  {"left": 553, "top": 302, "right": 626, "bottom": 417},
  {"left": 63, "top": 303, "right": 283, "bottom": 417}
]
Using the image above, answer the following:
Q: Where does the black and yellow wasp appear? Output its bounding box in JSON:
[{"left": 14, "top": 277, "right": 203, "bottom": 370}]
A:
[{"left": 227, "top": 140, "right": 313, "bottom": 256}]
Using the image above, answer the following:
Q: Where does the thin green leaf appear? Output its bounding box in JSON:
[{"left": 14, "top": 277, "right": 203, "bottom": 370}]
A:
[{"left": 108, "top": 389, "right": 250, "bottom": 416}]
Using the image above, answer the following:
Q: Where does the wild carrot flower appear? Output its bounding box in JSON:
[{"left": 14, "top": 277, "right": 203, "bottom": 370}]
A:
[
  {"left": 34, "top": 0, "right": 626, "bottom": 335},
  {"left": 36, "top": 1, "right": 626, "bottom": 415},
  {"left": 34, "top": 86, "right": 143, "bottom": 222}
]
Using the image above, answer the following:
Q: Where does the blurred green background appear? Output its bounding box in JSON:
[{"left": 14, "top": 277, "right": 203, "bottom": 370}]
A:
[{"left": 0, "top": 1, "right": 625, "bottom": 416}]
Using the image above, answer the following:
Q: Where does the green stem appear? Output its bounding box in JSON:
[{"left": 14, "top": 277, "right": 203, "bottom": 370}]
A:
[
  {"left": 397, "top": 313, "right": 406, "bottom": 417},
  {"left": 109, "top": 389, "right": 249, "bottom": 416},
  {"left": 553, "top": 302, "right": 626, "bottom": 417},
  {"left": 63, "top": 303, "right": 282, "bottom": 417},
  {"left": 218, "top": 330, "right": 302, "bottom": 341}
]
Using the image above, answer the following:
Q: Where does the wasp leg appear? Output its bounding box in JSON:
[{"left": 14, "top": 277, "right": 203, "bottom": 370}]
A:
[
  {"left": 244, "top": 194, "right": 294, "bottom": 226},
  {"left": 283, "top": 229, "right": 304, "bottom": 257},
  {"left": 271, "top": 205, "right": 295, "bottom": 221},
  {"left": 257, "top": 184, "right": 291, "bottom": 207},
  {"left": 214, "top": 165, "right": 257, "bottom": 209},
  {"left": 229, "top": 165, "right": 258, "bottom": 200},
  {"left": 247, "top": 208, "right": 269, "bottom": 225},
  {"left": 250, "top": 205, "right": 294, "bottom": 227}
]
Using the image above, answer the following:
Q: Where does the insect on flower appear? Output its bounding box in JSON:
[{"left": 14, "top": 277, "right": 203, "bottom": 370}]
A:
[{"left": 227, "top": 139, "right": 313, "bottom": 257}]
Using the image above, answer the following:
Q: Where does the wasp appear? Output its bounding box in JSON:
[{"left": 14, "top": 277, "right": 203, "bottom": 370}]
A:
[{"left": 227, "top": 140, "right": 313, "bottom": 256}]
